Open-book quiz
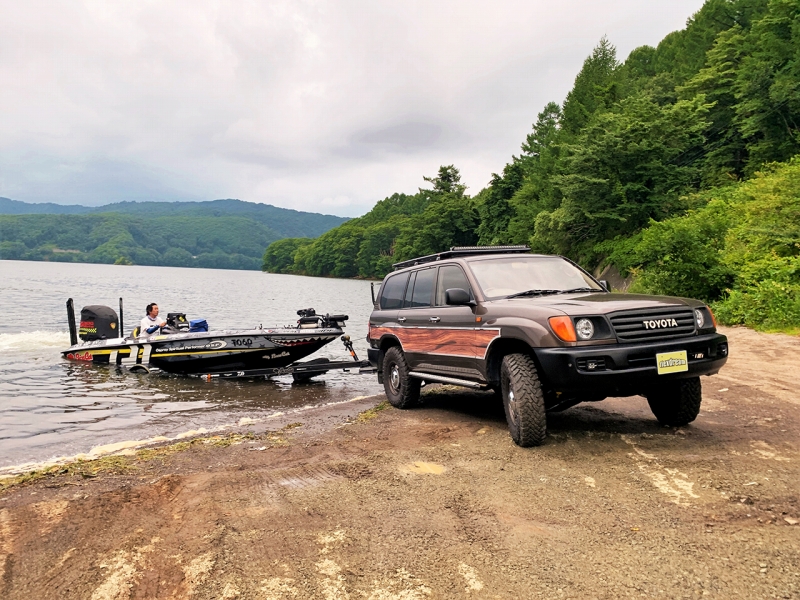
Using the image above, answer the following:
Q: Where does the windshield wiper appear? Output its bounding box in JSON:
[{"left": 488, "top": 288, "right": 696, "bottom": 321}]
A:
[
  {"left": 557, "top": 287, "right": 601, "bottom": 294},
  {"left": 506, "top": 289, "right": 562, "bottom": 299}
]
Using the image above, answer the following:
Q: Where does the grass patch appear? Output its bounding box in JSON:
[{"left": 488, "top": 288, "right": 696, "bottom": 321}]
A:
[
  {"left": 0, "top": 432, "right": 262, "bottom": 494},
  {"left": 355, "top": 401, "right": 391, "bottom": 423}
]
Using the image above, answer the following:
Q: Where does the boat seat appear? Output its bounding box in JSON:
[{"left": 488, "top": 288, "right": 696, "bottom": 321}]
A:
[{"left": 131, "top": 326, "right": 140, "bottom": 337}]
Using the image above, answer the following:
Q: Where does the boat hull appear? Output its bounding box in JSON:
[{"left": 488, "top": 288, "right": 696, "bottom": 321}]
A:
[{"left": 62, "top": 328, "right": 343, "bottom": 374}]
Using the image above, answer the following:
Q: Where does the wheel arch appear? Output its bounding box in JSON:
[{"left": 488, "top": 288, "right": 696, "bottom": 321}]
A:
[
  {"left": 485, "top": 337, "right": 539, "bottom": 389},
  {"left": 375, "top": 335, "right": 403, "bottom": 378}
]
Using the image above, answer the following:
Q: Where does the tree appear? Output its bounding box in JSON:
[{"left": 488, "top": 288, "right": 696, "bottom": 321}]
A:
[
  {"left": 422, "top": 165, "right": 467, "bottom": 197},
  {"left": 561, "top": 37, "right": 620, "bottom": 134}
]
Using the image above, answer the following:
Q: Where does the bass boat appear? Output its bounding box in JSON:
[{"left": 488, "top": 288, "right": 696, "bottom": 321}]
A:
[{"left": 62, "top": 299, "right": 351, "bottom": 376}]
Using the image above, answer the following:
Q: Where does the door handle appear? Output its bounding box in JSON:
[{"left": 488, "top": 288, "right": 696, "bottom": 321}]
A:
[
  {"left": 429, "top": 317, "right": 440, "bottom": 323},
  {"left": 398, "top": 317, "right": 406, "bottom": 323}
]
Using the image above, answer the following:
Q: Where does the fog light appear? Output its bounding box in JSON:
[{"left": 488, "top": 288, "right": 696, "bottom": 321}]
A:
[
  {"left": 575, "top": 318, "right": 594, "bottom": 340},
  {"left": 694, "top": 309, "right": 705, "bottom": 328}
]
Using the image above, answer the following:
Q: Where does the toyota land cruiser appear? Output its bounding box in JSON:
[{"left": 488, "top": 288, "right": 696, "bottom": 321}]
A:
[{"left": 367, "top": 246, "right": 729, "bottom": 447}]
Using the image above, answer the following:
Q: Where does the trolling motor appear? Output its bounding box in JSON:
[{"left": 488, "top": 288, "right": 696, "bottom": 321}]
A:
[{"left": 296, "top": 308, "right": 349, "bottom": 329}]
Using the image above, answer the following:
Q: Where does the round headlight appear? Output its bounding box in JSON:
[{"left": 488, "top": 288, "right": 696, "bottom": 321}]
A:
[
  {"left": 694, "top": 309, "right": 705, "bottom": 329},
  {"left": 575, "top": 318, "right": 594, "bottom": 340}
]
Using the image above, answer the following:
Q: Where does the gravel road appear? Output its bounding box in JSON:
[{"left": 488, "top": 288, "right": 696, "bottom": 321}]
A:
[{"left": 1, "top": 326, "right": 798, "bottom": 599}]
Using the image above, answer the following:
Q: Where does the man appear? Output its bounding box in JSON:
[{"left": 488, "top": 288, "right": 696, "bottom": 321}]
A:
[{"left": 139, "top": 303, "right": 166, "bottom": 336}]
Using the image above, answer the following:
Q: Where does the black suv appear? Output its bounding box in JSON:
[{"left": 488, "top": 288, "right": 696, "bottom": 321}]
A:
[{"left": 367, "top": 246, "right": 728, "bottom": 447}]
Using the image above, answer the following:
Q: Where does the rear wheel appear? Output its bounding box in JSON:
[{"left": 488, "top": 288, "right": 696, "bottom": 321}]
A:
[
  {"left": 500, "top": 353, "right": 547, "bottom": 447},
  {"left": 645, "top": 377, "right": 702, "bottom": 426},
  {"left": 382, "top": 347, "right": 421, "bottom": 408}
]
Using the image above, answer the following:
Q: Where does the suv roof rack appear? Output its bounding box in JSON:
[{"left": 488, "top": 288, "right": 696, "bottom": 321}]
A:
[{"left": 392, "top": 245, "right": 530, "bottom": 270}]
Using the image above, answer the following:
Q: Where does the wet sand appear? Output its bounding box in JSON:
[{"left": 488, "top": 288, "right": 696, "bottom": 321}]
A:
[{"left": 1, "top": 326, "right": 799, "bottom": 599}]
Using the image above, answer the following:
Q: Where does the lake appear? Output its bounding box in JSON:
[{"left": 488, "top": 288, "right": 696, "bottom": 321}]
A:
[{"left": 0, "top": 260, "right": 383, "bottom": 472}]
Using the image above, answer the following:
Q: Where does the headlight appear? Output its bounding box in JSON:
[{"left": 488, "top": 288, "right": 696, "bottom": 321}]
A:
[
  {"left": 694, "top": 309, "right": 705, "bottom": 329},
  {"left": 575, "top": 318, "right": 594, "bottom": 340}
]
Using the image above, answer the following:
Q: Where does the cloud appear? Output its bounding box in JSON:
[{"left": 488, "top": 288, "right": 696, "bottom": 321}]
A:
[{"left": 0, "top": 0, "right": 706, "bottom": 216}]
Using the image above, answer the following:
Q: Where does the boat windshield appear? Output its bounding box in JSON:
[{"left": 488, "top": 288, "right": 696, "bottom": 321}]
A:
[{"left": 468, "top": 256, "right": 603, "bottom": 300}]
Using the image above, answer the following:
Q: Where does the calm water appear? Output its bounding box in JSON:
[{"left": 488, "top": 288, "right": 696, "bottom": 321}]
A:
[{"left": 0, "top": 260, "right": 383, "bottom": 470}]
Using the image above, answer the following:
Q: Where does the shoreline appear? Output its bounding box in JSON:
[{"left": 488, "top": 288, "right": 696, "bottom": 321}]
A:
[
  {"left": 0, "top": 394, "right": 385, "bottom": 486},
  {"left": 1, "top": 327, "right": 799, "bottom": 598}
]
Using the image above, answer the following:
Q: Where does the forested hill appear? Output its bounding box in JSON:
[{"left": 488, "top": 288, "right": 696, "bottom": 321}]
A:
[
  {"left": 0, "top": 198, "right": 348, "bottom": 270},
  {"left": 263, "top": 0, "right": 800, "bottom": 331},
  {"left": 0, "top": 198, "right": 347, "bottom": 239}
]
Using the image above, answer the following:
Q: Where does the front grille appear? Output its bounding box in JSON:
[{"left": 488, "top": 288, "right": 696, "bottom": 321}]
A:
[{"left": 609, "top": 307, "right": 696, "bottom": 342}]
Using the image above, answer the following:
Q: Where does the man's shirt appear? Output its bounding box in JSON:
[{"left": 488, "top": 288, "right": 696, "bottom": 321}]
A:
[{"left": 139, "top": 315, "right": 165, "bottom": 336}]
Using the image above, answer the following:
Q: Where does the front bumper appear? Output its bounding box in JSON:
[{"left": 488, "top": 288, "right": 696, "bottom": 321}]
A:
[{"left": 532, "top": 332, "right": 728, "bottom": 394}]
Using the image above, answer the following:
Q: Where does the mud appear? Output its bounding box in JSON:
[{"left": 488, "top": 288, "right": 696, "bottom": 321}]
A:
[{"left": 1, "top": 326, "right": 799, "bottom": 599}]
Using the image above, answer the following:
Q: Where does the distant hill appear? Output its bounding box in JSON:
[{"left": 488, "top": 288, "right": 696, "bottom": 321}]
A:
[
  {"left": 0, "top": 197, "right": 347, "bottom": 239},
  {"left": 0, "top": 197, "right": 348, "bottom": 270},
  {"left": 0, "top": 197, "right": 91, "bottom": 215}
]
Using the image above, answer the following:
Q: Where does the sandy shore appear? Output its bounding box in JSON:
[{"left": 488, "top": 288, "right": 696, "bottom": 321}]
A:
[{"left": 1, "top": 326, "right": 799, "bottom": 599}]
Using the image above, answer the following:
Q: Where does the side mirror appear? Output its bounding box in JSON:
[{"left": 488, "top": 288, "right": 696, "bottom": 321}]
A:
[
  {"left": 445, "top": 288, "right": 473, "bottom": 306},
  {"left": 599, "top": 279, "right": 611, "bottom": 292}
]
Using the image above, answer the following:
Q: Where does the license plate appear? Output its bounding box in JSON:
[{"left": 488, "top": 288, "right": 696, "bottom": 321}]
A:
[{"left": 656, "top": 350, "right": 688, "bottom": 375}]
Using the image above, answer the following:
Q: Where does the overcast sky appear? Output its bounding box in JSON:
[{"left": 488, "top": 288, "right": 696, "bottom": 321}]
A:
[{"left": 0, "top": 0, "right": 706, "bottom": 217}]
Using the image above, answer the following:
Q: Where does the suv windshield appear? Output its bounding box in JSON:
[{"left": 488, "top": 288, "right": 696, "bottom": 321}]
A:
[{"left": 468, "top": 256, "right": 602, "bottom": 300}]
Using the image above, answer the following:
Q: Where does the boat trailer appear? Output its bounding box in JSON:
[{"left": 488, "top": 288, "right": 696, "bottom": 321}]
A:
[{"left": 191, "top": 335, "right": 375, "bottom": 382}]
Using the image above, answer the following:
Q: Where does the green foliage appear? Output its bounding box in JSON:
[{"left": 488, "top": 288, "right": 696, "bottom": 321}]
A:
[
  {"left": 262, "top": 238, "right": 314, "bottom": 273},
  {"left": 531, "top": 94, "right": 710, "bottom": 262},
  {"left": 616, "top": 157, "right": 800, "bottom": 330}
]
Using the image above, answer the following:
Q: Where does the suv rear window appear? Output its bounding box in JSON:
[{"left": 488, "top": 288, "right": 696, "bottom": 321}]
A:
[{"left": 379, "top": 273, "right": 409, "bottom": 309}]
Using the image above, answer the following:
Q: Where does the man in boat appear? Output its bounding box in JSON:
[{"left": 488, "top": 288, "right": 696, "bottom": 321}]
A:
[{"left": 139, "top": 303, "right": 166, "bottom": 336}]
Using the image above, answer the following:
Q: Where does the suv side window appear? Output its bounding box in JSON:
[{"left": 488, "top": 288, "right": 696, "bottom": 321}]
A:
[
  {"left": 379, "top": 272, "right": 409, "bottom": 310},
  {"left": 409, "top": 268, "right": 436, "bottom": 308},
  {"left": 435, "top": 265, "right": 472, "bottom": 306}
]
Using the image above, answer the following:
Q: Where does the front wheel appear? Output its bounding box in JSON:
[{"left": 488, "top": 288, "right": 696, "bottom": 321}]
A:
[
  {"left": 500, "top": 353, "right": 547, "bottom": 447},
  {"left": 645, "top": 377, "right": 702, "bottom": 426},
  {"left": 382, "top": 347, "right": 421, "bottom": 409}
]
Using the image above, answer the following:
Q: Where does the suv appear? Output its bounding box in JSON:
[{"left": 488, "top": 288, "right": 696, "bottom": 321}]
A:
[{"left": 367, "top": 246, "right": 728, "bottom": 447}]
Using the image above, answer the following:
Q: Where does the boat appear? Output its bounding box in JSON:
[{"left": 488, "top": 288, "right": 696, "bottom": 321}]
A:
[{"left": 61, "top": 298, "right": 353, "bottom": 376}]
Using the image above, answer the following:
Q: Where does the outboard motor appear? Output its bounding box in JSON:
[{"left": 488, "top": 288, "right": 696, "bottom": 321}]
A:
[{"left": 79, "top": 305, "right": 120, "bottom": 341}]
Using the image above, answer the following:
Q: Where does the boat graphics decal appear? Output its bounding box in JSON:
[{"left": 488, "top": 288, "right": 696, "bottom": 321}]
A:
[
  {"left": 154, "top": 340, "right": 228, "bottom": 353},
  {"left": 370, "top": 326, "right": 501, "bottom": 359},
  {"left": 66, "top": 351, "right": 93, "bottom": 361}
]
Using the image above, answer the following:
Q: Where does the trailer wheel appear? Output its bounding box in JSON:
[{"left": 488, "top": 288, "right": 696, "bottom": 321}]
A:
[
  {"left": 382, "top": 347, "right": 420, "bottom": 408},
  {"left": 292, "top": 358, "right": 330, "bottom": 383}
]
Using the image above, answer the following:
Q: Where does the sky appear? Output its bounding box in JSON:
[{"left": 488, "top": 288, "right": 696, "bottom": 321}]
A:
[{"left": 0, "top": 0, "right": 707, "bottom": 217}]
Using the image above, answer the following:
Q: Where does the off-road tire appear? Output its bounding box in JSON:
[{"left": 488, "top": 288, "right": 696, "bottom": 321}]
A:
[
  {"left": 382, "top": 347, "right": 421, "bottom": 409},
  {"left": 500, "top": 353, "right": 547, "bottom": 447},
  {"left": 646, "top": 377, "right": 702, "bottom": 426}
]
